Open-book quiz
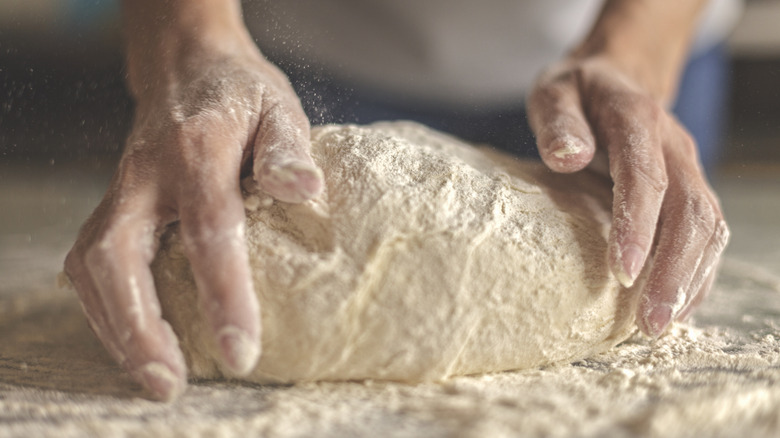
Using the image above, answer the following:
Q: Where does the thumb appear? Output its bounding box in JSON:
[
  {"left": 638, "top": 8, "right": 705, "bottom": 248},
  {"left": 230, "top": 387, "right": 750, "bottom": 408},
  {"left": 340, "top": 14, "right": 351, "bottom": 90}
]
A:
[
  {"left": 527, "top": 70, "right": 596, "bottom": 173},
  {"left": 253, "top": 98, "right": 324, "bottom": 203}
]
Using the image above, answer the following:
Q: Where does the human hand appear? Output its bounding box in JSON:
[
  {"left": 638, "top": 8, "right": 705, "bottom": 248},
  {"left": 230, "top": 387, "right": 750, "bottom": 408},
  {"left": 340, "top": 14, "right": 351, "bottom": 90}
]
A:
[
  {"left": 528, "top": 56, "right": 729, "bottom": 337},
  {"left": 63, "top": 38, "right": 322, "bottom": 400}
]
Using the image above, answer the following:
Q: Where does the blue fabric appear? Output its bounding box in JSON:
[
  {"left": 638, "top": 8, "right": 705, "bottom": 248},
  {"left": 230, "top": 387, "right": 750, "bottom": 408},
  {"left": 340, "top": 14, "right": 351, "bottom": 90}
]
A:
[
  {"left": 672, "top": 44, "right": 730, "bottom": 172},
  {"left": 288, "top": 45, "right": 729, "bottom": 172},
  {"left": 64, "top": 0, "right": 119, "bottom": 30}
]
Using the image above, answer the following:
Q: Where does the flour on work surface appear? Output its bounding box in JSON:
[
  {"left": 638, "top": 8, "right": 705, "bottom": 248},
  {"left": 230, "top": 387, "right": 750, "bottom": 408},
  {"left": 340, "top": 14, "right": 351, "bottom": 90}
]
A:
[
  {"left": 5, "top": 156, "right": 779, "bottom": 437},
  {"left": 151, "top": 121, "right": 640, "bottom": 383}
]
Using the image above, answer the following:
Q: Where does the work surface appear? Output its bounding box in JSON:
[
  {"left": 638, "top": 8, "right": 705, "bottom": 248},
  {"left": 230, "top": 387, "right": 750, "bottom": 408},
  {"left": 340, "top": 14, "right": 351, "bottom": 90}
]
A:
[{"left": 1, "top": 163, "right": 779, "bottom": 438}]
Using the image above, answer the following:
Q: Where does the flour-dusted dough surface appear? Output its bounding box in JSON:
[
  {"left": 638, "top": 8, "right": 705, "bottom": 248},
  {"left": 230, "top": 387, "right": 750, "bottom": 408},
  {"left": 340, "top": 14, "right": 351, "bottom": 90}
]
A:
[{"left": 151, "top": 122, "right": 639, "bottom": 383}]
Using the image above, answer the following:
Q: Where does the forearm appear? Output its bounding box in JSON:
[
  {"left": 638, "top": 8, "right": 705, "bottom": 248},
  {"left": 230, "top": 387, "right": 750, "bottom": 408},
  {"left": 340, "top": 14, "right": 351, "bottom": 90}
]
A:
[
  {"left": 121, "top": 0, "right": 257, "bottom": 100},
  {"left": 572, "top": 0, "right": 708, "bottom": 104}
]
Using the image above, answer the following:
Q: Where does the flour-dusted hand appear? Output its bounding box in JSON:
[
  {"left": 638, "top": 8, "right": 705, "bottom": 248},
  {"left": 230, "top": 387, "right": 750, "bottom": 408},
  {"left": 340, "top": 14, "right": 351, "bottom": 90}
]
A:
[
  {"left": 63, "top": 0, "right": 322, "bottom": 401},
  {"left": 528, "top": 0, "right": 729, "bottom": 338}
]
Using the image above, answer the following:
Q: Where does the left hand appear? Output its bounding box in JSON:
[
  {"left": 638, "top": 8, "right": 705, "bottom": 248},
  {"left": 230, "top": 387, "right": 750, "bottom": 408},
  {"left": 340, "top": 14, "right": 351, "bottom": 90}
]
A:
[{"left": 527, "top": 56, "right": 729, "bottom": 337}]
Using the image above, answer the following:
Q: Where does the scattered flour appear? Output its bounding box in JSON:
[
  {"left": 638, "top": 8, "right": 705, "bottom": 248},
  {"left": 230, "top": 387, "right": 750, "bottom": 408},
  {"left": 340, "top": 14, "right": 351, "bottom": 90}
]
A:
[{"left": 1, "top": 133, "right": 779, "bottom": 437}]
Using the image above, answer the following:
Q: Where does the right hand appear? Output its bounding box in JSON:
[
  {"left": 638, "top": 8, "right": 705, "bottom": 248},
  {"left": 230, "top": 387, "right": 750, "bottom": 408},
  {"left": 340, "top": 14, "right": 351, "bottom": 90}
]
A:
[
  {"left": 528, "top": 56, "right": 729, "bottom": 338},
  {"left": 64, "top": 40, "right": 322, "bottom": 401}
]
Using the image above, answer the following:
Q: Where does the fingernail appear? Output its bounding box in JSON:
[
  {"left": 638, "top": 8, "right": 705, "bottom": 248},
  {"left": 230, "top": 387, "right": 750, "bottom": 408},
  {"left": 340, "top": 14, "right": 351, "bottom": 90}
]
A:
[
  {"left": 677, "top": 304, "right": 694, "bottom": 323},
  {"left": 643, "top": 305, "right": 673, "bottom": 338},
  {"left": 549, "top": 135, "right": 584, "bottom": 159},
  {"left": 616, "top": 243, "right": 644, "bottom": 288},
  {"left": 218, "top": 326, "right": 260, "bottom": 376},
  {"left": 138, "top": 362, "right": 183, "bottom": 402},
  {"left": 258, "top": 160, "right": 324, "bottom": 203},
  {"left": 289, "top": 164, "right": 324, "bottom": 199}
]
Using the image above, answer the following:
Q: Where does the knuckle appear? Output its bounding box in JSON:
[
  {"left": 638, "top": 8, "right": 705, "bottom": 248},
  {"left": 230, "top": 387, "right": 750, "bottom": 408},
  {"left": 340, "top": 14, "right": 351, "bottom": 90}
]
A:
[
  {"left": 64, "top": 204, "right": 155, "bottom": 284},
  {"left": 155, "top": 81, "right": 267, "bottom": 151},
  {"left": 641, "top": 164, "right": 670, "bottom": 195},
  {"left": 530, "top": 67, "right": 577, "bottom": 103},
  {"left": 679, "top": 192, "right": 718, "bottom": 238},
  {"left": 531, "top": 77, "right": 573, "bottom": 107},
  {"left": 82, "top": 221, "right": 155, "bottom": 270},
  {"left": 63, "top": 247, "right": 87, "bottom": 281},
  {"left": 689, "top": 194, "right": 716, "bottom": 224},
  {"left": 113, "top": 142, "right": 161, "bottom": 192},
  {"left": 83, "top": 230, "right": 121, "bottom": 270},
  {"left": 182, "top": 72, "right": 266, "bottom": 115},
  {"left": 711, "top": 219, "right": 730, "bottom": 254},
  {"left": 610, "top": 133, "right": 667, "bottom": 196},
  {"left": 541, "top": 63, "right": 578, "bottom": 86},
  {"left": 170, "top": 113, "right": 227, "bottom": 144},
  {"left": 180, "top": 205, "right": 245, "bottom": 252},
  {"left": 161, "top": 127, "right": 244, "bottom": 184},
  {"left": 599, "top": 93, "right": 662, "bottom": 132},
  {"left": 180, "top": 172, "right": 241, "bottom": 209},
  {"left": 617, "top": 159, "right": 669, "bottom": 199}
]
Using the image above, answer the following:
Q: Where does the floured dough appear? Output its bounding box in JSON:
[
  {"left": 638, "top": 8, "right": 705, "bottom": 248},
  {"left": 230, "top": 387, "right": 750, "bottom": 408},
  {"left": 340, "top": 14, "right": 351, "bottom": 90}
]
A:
[{"left": 151, "top": 122, "right": 639, "bottom": 383}]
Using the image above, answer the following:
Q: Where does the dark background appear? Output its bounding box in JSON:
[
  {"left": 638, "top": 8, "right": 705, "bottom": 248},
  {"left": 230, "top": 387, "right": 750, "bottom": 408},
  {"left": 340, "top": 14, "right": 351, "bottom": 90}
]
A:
[{"left": 1, "top": 0, "right": 779, "bottom": 174}]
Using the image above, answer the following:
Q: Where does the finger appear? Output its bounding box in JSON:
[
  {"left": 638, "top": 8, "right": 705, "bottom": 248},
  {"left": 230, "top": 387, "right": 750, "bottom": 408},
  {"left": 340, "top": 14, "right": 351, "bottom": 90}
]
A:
[
  {"left": 676, "top": 219, "right": 729, "bottom": 322},
  {"left": 600, "top": 102, "right": 668, "bottom": 289},
  {"left": 528, "top": 69, "right": 597, "bottom": 173},
  {"left": 253, "top": 96, "right": 324, "bottom": 203},
  {"left": 65, "top": 247, "right": 128, "bottom": 369},
  {"left": 82, "top": 199, "right": 187, "bottom": 401},
  {"left": 65, "top": 196, "right": 127, "bottom": 365},
  {"left": 677, "top": 268, "right": 716, "bottom": 323},
  {"left": 178, "top": 145, "right": 260, "bottom": 376},
  {"left": 635, "top": 183, "right": 723, "bottom": 338}
]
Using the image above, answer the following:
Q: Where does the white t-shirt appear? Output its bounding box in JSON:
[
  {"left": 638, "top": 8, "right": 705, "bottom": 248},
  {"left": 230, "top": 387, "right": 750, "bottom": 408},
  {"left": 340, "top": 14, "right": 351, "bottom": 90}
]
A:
[{"left": 243, "top": 0, "right": 742, "bottom": 108}]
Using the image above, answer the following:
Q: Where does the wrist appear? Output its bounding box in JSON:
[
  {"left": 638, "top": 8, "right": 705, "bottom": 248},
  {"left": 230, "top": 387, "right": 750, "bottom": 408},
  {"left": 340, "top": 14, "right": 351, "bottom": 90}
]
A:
[
  {"left": 122, "top": 0, "right": 259, "bottom": 101},
  {"left": 571, "top": 0, "right": 707, "bottom": 103}
]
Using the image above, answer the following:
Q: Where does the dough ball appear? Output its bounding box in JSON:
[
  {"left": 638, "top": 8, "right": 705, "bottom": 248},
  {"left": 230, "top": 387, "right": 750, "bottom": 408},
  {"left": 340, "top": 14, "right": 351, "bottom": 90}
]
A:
[{"left": 151, "top": 122, "right": 639, "bottom": 383}]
